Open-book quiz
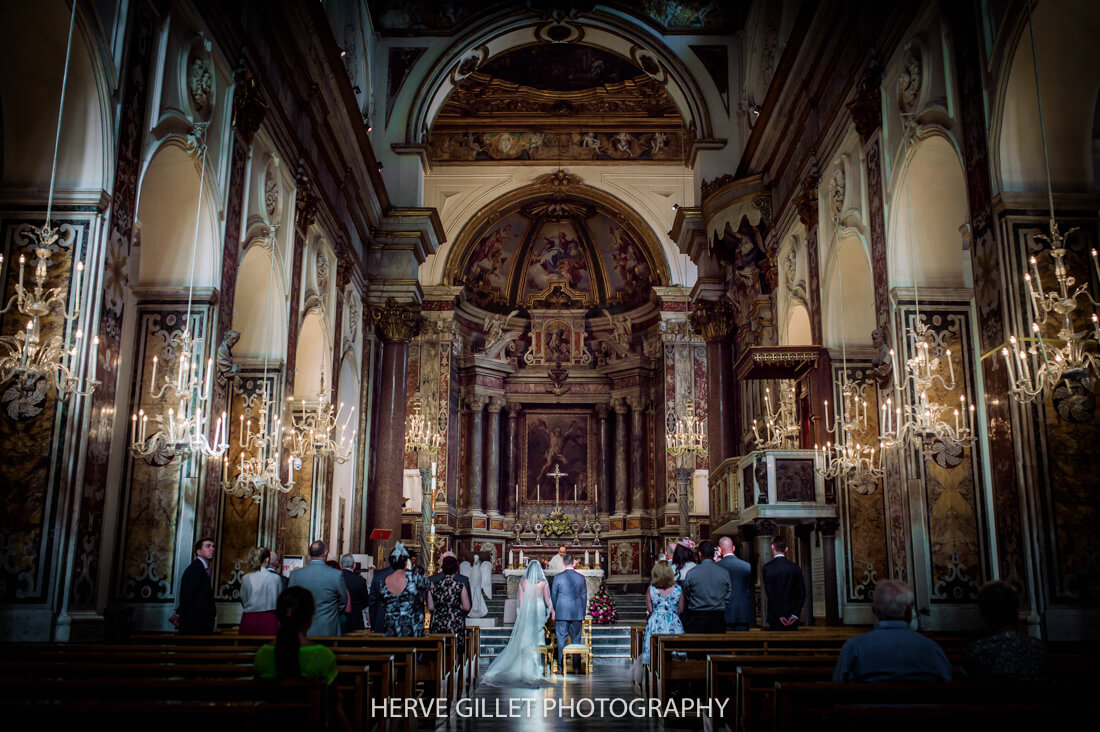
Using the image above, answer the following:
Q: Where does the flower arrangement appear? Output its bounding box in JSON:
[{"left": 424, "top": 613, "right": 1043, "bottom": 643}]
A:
[
  {"left": 588, "top": 586, "right": 617, "bottom": 624},
  {"left": 543, "top": 508, "right": 574, "bottom": 538}
]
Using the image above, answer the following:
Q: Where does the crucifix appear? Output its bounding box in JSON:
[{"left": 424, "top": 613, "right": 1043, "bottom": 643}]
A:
[{"left": 547, "top": 463, "right": 567, "bottom": 506}]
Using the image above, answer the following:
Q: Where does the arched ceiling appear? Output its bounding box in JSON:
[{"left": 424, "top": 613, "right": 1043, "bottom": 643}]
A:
[
  {"left": 446, "top": 171, "right": 669, "bottom": 314},
  {"left": 429, "top": 42, "right": 685, "bottom": 165}
]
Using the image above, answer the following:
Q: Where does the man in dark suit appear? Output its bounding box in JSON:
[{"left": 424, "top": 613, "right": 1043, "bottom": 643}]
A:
[
  {"left": 717, "top": 536, "right": 753, "bottom": 631},
  {"left": 368, "top": 560, "right": 394, "bottom": 632},
  {"left": 550, "top": 553, "right": 587, "bottom": 673},
  {"left": 762, "top": 536, "right": 805, "bottom": 630},
  {"left": 341, "top": 554, "right": 369, "bottom": 632},
  {"left": 170, "top": 537, "right": 217, "bottom": 633}
]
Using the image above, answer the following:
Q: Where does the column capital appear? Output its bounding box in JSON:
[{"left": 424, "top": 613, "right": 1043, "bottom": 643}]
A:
[
  {"left": 231, "top": 67, "right": 266, "bottom": 145},
  {"left": 816, "top": 518, "right": 839, "bottom": 536},
  {"left": 848, "top": 57, "right": 883, "bottom": 144},
  {"left": 487, "top": 396, "right": 505, "bottom": 413},
  {"left": 594, "top": 403, "right": 610, "bottom": 419},
  {"left": 627, "top": 395, "right": 648, "bottom": 412},
  {"left": 795, "top": 171, "right": 820, "bottom": 229},
  {"left": 753, "top": 518, "right": 777, "bottom": 536},
  {"left": 466, "top": 393, "right": 489, "bottom": 412},
  {"left": 689, "top": 299, "right": 736, "bottom": 342},
  {"left": 505, "top": 401, "right": 522, "bottom": 417},
  {"left": 611, "top": 398, "right": 629, "bottom": 415},
  {"left": 370, "top": 298, "right": 421, "bottom": 343}
]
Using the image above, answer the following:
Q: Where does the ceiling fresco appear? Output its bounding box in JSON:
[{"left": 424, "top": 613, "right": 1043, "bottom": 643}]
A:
[
  {"left": 454, "top": 205, "right": 659, "bottom": 313},
  {"left": 477, "top": 45, "right": 643, "bottom": 91}
]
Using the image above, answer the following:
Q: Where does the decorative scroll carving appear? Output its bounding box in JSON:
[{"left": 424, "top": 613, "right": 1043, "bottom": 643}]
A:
[
  {"left": 231, "top": 68, "right": 267, "bottom": 144},
  {"left": 848, "top": 57, "right": 883, "bottom": 142},
  {"left": 701, "top": 173, "right": 736, "bottom": 201},
  {"left": 188, "top": 55, "right": 213, "bottom": 114},
  {"left": 795, "top": 170, "right": 820, "bottom": 228},
  {"left": 898, "top": 49, "right": 922, "bottom": 114},
  {"left": 370, "top": 299, "right": 421, "bottom": 343},
  {"left": 689, "top": 299, "right": 735, "bottom": 342},
  {"left": 829, "top": 163, "right": 846, "bottom": 217}
]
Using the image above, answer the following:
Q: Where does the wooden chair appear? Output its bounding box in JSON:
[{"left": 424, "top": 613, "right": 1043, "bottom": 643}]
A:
[
  {"left": 538, "top": 617, "right": 555, "bottom": 676},
  {"left": 561, "top": 617, "right": 593, "bottom": 676}
]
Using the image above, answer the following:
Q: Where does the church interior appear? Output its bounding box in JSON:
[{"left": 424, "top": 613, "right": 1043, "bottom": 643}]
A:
[{"left": 1, "top": 0, "right": 1099, "bottom": 666}]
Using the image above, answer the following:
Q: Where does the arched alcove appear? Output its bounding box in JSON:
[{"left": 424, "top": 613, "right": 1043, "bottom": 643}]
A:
[
  {"left": 824, "top": 235, "right": 876, "bottom": 349},
  {"left": 785, "top": 303, "right": 813, "bottom": 346},
  {"left": 294, "top": 309, "right": 329, "bottom": 398},
  {"left": 996, "top": 0, "right": 1100, "bottom": 193},
  {"left": 329, "top": 356, "right": 359, "bottom": 553},
  {"left": 135, "top": 144, "right": 220, "bottom": 288},
  {"left": 231, "top": 244, "right": 287, "bottom": 359},
  {"left": 0, "top": 0, "right": 107, "bottom": 191},
  {"left": 887, "top": 135, "right": 970, "bottom": 289}
]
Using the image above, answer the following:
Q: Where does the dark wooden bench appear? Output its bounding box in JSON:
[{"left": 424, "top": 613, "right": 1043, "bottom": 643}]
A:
[{"left": 703, "top": 655, "right": 838, "bottom": 732}]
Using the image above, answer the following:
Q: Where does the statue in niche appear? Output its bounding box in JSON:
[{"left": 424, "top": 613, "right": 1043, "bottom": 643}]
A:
[
  {"left": 869, "top": 326, "right": 893, "bottom": 388},
  {"left": 216, "top": 329, "right": 242, "bottom": 386}
]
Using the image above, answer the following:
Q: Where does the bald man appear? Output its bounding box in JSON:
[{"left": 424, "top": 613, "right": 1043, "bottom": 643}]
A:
[{"left": 717, "top": 537, "right": 753, "bottom": 630}]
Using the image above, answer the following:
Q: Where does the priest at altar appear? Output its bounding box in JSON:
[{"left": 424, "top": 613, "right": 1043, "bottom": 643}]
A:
[{"left": 547, "top": 545, "right": 568, "bottom": 574}]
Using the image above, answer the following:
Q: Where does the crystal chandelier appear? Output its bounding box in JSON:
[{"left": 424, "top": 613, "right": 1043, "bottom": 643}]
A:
[
  {"left": 752, "top": 381, "right": 800, "bottom": 449},
  {"left": 223, "top": 386, "right": 290, "bottom": 501},
  {"left": 666, "top": 403, "right": 708, "bottom": 458},
  {"left": 285, "top": 375, "right": 356, "bottom": 464},
  {"left": 405, "top": 394, "right": 443, "bottom": 454},
  {"left": 1002, "top": 0, "right": 1099, "bottom": 403},
  {"left": 0, "top": 1, "right": 99, "bottom": 411},
  {"left": 128, "top": 123, "right": 227, "bottom": 462},
  {"left": 816, "top": 379, "right": 882, "bottom": 493},
  {"left": 878, "top": 118, "right": 974, "bottom": 456}
]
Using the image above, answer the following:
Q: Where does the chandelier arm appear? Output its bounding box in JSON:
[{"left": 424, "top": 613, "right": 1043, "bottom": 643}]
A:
[{"left": 0, "top": 294, "right": 20, "bottom": 316}]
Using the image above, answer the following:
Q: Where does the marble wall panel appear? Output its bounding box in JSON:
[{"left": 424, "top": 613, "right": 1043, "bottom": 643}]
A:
[{"left": 0, "top": 218, "right": 87, "bottom": 602}]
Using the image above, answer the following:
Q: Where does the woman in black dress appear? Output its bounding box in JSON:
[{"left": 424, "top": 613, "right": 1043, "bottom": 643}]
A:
[{"left": 428, "top": 555, "right": 471, "bottom": 657}]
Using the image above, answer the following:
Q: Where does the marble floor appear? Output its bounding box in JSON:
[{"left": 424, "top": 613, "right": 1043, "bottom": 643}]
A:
[{"left": 419, "top": 663, "right": 712, "bottom": 731}]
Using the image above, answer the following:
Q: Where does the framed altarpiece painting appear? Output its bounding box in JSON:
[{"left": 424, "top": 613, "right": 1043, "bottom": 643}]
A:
[{"left": 521, "top": 409, "right": 596, "bottom": 505}]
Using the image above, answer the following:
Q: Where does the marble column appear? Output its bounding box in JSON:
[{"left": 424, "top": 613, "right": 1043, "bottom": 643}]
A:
[
  {"left": 628, "top": 396, "right": 647, "bottom": 513},
  {"left": 466, "top": 394, "right": 488, "bottom": 513},
  {"left": 595, "top": 404, "right": 610, "bottom": 515},
  {"left": 613, "top": 399, "right": 628, "bottom": 515},
  {"left": 817, "top": 518, "right": 840, "bottom": 625},
  {"left": 795, "top": 523, "right": 815, "bottom": 626},
  {"left": 674, "top": 467, "right": 693, "bottom": 537},
  {"left": 506, "top": 403, "right": 521, "bottom": 513},
  {"left": 690, "top": 300, "right": 737, "bottom": 470},
  {"left": 754, "top": 519, "right": 776, "bottom": 627},
  {"left": 369, "top": 299, "right": 420, "bottom": 553},
  {"left": 486, "top": 397, "right": 504, "bottom": 516}
]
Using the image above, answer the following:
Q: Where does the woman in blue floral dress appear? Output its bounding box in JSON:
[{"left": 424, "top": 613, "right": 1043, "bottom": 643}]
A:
[
  {"left": 381, "top": 542, "right": 430, "bottom": 637},
  {"left": 632, "top": 560, "right": 684, "bottom": 685}
]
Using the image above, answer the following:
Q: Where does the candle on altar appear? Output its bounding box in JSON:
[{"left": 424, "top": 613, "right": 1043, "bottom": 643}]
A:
[
  {"left": 574, "top": 483, "right": 577, "bottom": 502},
  {"left": 584, "top": 550, "right": 590, "bottom": 566},
  {"left": 509, "top": 551, "right": 514, "bottom": 567},
  {"left": 515, "top": 483, "right": 519, "bottom": 509},
  {"left": 536, "top": 483, "right": 540, "bottom": 502},
  {"left": 595, "top": 550, "right": 600, "bottom": 566},
  {"left": 519, "top": 551, "right": 525, "bottom": 565},
  {"left": 594, "top": 483, "right": 598, "bottom": 508}
]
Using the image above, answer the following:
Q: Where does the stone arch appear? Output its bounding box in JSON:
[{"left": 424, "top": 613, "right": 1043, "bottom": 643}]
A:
[
  {"left": 135, "top": 142, "right": 221, "bottom": 288},
  {"left": 992, "top": 0, "right": 1100, "bottom": 194},
  {"left": 0, "top": 0, "right": 112, "bottom": 192},
  {"left": 887, "top": 131, "right": 970, "bottom": 290},
  {"left": 293, "top": 307, "right": 330, "bottom": 399},
  {"left": 403, "top": 14, "right": 714, "bottom": 147},
  {"left": 442, "top": 178, "right": 672, "bottom": 307},
  {"left": 784, "top": 303, "right": 813, "bottom": 346},
  {"left": 822, "top": 232, "right": 876, "bottom": 349},
  {"left": 231, "top": 242, "right": 288, "bottom": 359}
]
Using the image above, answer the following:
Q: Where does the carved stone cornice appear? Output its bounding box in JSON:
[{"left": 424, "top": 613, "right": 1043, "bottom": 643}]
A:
[
  {"left": 848, "top": 57, "right": 883, "bottom": 143},
  {"left": 795, "top": 171, "right": 820, "bottom": 229},
  {"left": 231, "top": 68, "right": 267, "bottom": 145},
  {"left": 370, "top": 298, "right": 421, "bottom": 343},
  {"left": 295, "top": 174, "right": 319, "bottom": 228},
  {"left": 689, "top": 299, "right": 736, "bottom": 342}
]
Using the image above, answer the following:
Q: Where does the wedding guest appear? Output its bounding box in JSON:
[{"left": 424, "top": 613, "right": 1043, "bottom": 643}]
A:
[
  {"left": 288, "top": 540, "right": 349, "bottom": 637},
  {"left": 429, "top": 555, "right": 472, "bottom": 657},
  {"left": 717, "top": 537, "right": 753, "bottom": 631},
  {"left": 340, "top": 554, "right": 369, "bottom": 632},
  {"left": 240, "top": 546, "right": 282, "bottom": 635},
  {"left": 681, "top": 540, "right": 730, "bottom": 633},
  {"left": 762, "top": 536, "right": 804, "bottom": 630},
  {"left": 381, "top": 542, "right": 429, "bottom": 636},
  {"left": 672, "top": 542, "right": 696, "bottom": 584},
  {"left": 964, "top": 580, "right": 1047, "bottom": 681},
  {"left": 631, "top": 560, "right": 684, "bottom": 687}
]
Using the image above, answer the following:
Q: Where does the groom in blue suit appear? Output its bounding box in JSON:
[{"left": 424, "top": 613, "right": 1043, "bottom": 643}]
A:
[{"left": 550, "top": 552, "right": 587, "bottom": 673}]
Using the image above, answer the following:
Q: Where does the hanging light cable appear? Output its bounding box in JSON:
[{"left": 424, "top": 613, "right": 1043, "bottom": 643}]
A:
[
  {"left": 1001, "top": 0, "right": 1099, "bottom": 403},
  {"left": 0, "top": 0, "right": 100, "bottom": 412}
]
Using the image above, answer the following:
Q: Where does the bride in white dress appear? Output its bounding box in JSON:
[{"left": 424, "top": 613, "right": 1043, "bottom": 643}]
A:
[{"left": 480, "top": 559, "right": 554, "bottom": 687}]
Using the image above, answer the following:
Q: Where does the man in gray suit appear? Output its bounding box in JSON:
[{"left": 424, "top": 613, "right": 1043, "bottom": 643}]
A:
[
  {"left": 717, "top": 536, "right": 753, "bottom": 630},
  {"left": 289, "top": 540, "right": 349, "bottom": 637},
  {"left": 550, "top": 553, "right": 587, "bottom": 673}
]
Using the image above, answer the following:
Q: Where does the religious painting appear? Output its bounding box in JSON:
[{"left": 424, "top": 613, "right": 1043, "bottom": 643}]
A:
[
  {"left": 523, "top": 221, "right": 593, "bottom": 298},
  {"left": 521, "top": 410, "right": 595, "bottom": 504},
  {"left": 610, "top": 540, "right": 640, "bottom": 576},
  {"left": 590, "top": 213, "right": 653, "bottom": 306},
  {"left": 460, "top": 212, "right": 526, "bottom": 306}
]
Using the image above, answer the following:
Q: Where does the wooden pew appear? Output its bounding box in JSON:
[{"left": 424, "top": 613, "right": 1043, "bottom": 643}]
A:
[
  {"left": 703, "top": 655, "right": 837, "bottom": 732},
  {"left": 0, "top": 677, "right": 328, "bottom": 731},
  {"left": 772, "top": 681, "right": 1095, "bottom": 731}
]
